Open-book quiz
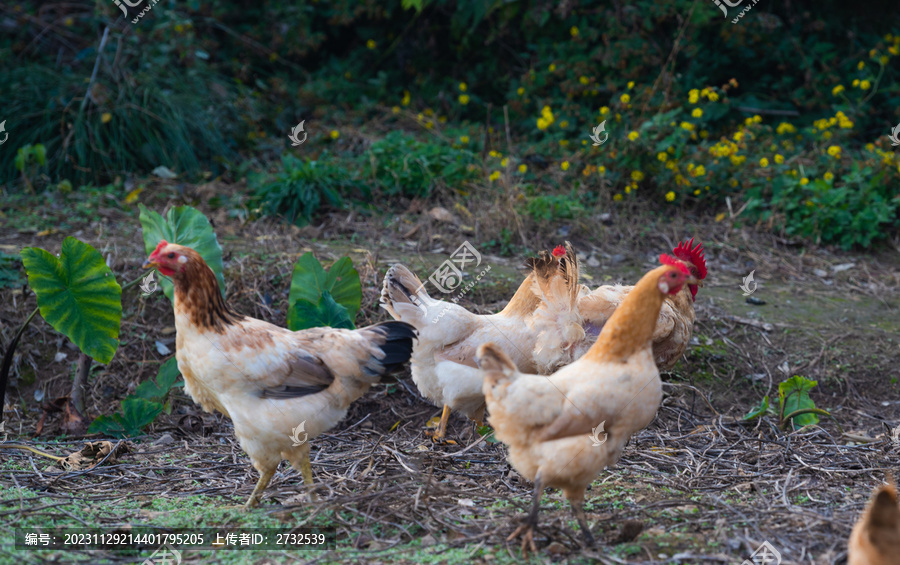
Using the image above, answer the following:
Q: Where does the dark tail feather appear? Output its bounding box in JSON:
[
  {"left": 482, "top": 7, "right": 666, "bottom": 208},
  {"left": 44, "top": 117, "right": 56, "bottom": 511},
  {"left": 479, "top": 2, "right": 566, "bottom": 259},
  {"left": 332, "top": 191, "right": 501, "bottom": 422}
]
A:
[{"left": 367, "top": 321, "right": 417, "bottom": 374}]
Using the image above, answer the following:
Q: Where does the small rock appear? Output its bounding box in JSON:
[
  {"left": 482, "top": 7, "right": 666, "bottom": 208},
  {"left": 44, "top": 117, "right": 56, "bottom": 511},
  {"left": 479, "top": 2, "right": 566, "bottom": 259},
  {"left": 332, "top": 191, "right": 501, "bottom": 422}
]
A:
[
  {"left": 153, "top": 433, "right": 176, "bottom": 446},
  {"left": 832, "top": 262, "right": 856, "bottom": 273},
  {"left": 457, "top": 498, "right": 474, "bottom": 507},
  {"left": 610, "top": 254, "right": 626, "bottom": 264},
  {"left": 557, "top": 226, "right": 570, "bottom": 237},
  {"left": 813, "top": 269, "right": 828, "bottom": 278},
  {"left": 428, "top": 207, "right": 457, "bottom": 224},
  {"left": 420, "top": 534, "right": 437, "bottom": 547},
  {"left": 151, "top": 166, "right": 178, "bottom": 179},
  {"left": 155, "top": 340, "right": 171, "bottom": 356},
  {"left": 745, "top": 296, "right": 766, "bottom": 305},
  {"left": 597, "top": 212, "right": 613, "bottom": 225},
  {"left": 54, "top": 352, "right": 68, "bottom": 363},
  {"left": 546, "top": 542, "right": 568, "bottom": 555},
  {"left": 586, "top": 255, "right": 601, "bottom": 267}
]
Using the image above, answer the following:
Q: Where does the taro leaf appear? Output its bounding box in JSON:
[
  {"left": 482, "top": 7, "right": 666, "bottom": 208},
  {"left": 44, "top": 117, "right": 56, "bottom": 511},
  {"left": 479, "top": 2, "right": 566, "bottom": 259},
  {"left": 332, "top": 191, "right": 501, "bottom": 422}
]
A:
[
  {"left": 20, "top": 237, "right": 122, "bottom": 364},
  {"left": 287, "top": 253, "right": 360, "bottom": 330},
  {"left": 290, "top": 291, "right": 354, "bottom": 331},
  {"left": 778, "top": 375, "right": 819, "bottom": 429},
  {"left": 88, "top": 398, "right": 163, "bottom": 438},
  {"left": 743, "top": 395, "right": 773, "bottom": 420},
  {"left": 138, "top": 203, "right": 225, "bottom": 302},
  {"left": 133, "top": 357, "right": 183, "bottom": 410}
]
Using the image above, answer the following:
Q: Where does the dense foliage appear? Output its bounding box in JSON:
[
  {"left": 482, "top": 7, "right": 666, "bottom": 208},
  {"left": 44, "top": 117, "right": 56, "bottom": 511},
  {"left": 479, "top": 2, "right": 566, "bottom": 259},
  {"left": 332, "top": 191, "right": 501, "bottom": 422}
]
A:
[{"left": 1, "top": 0, "right": 899, "bottom": 247}]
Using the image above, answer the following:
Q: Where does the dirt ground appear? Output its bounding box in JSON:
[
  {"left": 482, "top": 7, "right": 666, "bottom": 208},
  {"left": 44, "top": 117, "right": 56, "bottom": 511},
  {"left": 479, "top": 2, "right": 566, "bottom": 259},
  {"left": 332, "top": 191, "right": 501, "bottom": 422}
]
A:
[{"left": 1, "top": 183, "right": 899, "bottom": 564}]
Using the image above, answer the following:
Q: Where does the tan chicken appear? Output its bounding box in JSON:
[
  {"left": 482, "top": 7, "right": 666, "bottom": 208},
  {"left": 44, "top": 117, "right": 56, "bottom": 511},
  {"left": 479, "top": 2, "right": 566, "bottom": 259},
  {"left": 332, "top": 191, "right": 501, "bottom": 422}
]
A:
[
  {"left": 143, "top": 241, "right": 416, "bottom": 508},
  {"left": 476, "top": 256, "right": 697, "bottom": 554},
  {"left": 848, "top": 480, "right": 900, "bottom": 565},
  {"left": 531, "top": 239, "right": 707, "bottom": 374},
  {"left": 379, "top": 257, "right": 546, "bottom": 441}
]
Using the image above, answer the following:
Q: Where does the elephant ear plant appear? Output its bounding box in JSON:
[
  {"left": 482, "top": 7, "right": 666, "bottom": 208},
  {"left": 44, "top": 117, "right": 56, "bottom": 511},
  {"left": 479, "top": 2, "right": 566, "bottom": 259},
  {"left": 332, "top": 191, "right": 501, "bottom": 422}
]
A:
[{"left": 1, "top": 237, "right": 123, "bottom": 432}]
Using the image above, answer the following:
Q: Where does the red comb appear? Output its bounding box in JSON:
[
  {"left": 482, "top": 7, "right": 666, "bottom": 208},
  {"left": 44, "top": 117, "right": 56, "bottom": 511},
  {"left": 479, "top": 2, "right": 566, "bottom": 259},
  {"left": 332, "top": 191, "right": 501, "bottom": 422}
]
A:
[
  {"left": 150, "top": 240, "right": 168, "bottom": 257},
  {"left": 672, "top": 237, "right": 707, "bottom": 279},
  {"left": 552, "top": 245, "right": 566, "bottom": 257},
  {"left": 660, "top": 254, "right": 691, "bottom": 275}
]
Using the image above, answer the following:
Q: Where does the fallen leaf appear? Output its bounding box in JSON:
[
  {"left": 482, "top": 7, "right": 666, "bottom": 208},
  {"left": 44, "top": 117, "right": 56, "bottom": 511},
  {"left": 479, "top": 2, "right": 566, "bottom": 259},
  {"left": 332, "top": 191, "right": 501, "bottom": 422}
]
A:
[
  {"left": 428, "top": 207, "right": 457, "bottom": 224},
  {"left": 155, "top": 340, "right": 172, "bottom": 355},
  {"left": 457, "top": 498, "right": 475, "bottom": 507},
  {"left": 36, "top": 228, "right": 59, "bottom": 237},
  {"left": 58, "top": 441, "right": 128, "bottom": 471},
  {"left": 832, "top": 262, "right": 856, "bottom": 273},
  {"left": 54, "top": 352, "right": 68, "bottom": 362}
]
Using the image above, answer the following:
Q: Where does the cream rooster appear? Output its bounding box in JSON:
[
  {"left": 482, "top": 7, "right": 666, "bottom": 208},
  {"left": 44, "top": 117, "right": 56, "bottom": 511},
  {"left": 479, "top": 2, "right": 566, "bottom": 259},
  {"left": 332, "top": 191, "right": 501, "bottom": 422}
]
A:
[
  {"left": 848, "top": 479, "right": 900, "bottom": 565},
  {"left": 143, "top": 241, "right": 416, "bottom": 508},
  {"left": 476, "top": 256, "right": 697, "bottom": 554},
  {"left": 379, "top": 247, "right": 569, "bottom": 441},
  {"left": 531, "top": 238, "right": 707, "bottom": 374}
]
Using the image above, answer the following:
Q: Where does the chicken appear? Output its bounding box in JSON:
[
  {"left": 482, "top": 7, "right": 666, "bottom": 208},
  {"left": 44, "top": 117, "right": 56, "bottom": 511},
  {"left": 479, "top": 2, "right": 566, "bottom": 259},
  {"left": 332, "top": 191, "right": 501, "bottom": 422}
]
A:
[
  {"left": 475, "top": 255, "right": 697, "bottom": 554},
  {"left": 531, "top": 239, "right": 707, "bottom": 374},
  {"left": 848, "top": 480, "right": 900, "bottom": 565},
  {"left": 143, "top": 241, "right": 416, "bottom": 508},
  {"left": 380, "top": 247, "right": 569, "bottom": 441}
]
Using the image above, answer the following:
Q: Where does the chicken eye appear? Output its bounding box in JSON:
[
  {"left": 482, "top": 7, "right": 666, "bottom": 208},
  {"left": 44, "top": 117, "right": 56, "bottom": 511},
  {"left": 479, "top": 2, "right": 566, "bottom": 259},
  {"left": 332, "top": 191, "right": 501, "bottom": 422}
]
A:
[{"left": 167, "top": 253, "right": 176, "bottom": 259}]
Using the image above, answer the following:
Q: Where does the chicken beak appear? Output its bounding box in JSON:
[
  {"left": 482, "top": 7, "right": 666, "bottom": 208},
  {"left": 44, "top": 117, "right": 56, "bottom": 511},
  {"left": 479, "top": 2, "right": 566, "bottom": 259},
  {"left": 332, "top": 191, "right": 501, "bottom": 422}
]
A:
[
  {"left": 142, "top": 259, "right": 158, "bottom": 270},
  {"left": 686, "top": 275, "right": 700, "bottom": 286}
]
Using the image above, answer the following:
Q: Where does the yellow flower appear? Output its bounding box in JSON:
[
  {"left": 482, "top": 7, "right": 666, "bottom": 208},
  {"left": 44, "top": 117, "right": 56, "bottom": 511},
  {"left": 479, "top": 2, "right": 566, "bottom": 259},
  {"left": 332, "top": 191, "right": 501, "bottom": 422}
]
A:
[
  {"left": 561, "top": 161, "right": 570, "bottom": 171},
  {"left": 774, "top": 154, "right": 784, "bottom": 164},
  {"left": 64, "top": 16, "right": 74, "bottom": 27},
  {"left": 692, "top": 108, "right": 703, "bottom": 118},
  {"left": 707, "top": 91, "right": 719, "bottom": 102},
  {"left": 598, "top": 166, "right": 606, "bottom": 174},
  {"left": 330, "top": 130, "right": 339, "bottom": 139},
  {"left": 759, "top": 157, "right": 769, "bottom": 167},
  {"left": 101, "top": 113, "right": 112, "bottom": 124},
  {"left": 627, "top": 130, "right": 639, "bottom": 141},
  {"left": 559, "top": 120, "right": 569, "bottom": 128},
  {"left": 688, "top": 89, "right": 699, "bottom": 104},
  {"left": 579, "top": 76, "right": 589, "bottom": 85},
  {"left": 824, "top": 171, "right": 834, "bottom": 182},
  {"left": 570, "top": 26, "right": 579, "bottom": 37},
  {"left": 537, "top": 117, "right": 549, "bottom": 130},
  {"left": 753, "top": 115, "right": 762, "bottom": 123},
  {"left": 858, "top": 61, "right": 865, "bottom": 70},
  {"left": 700, "top": 130, "right": 709, "bottom": 139},
  {"left": 599, "top": 106, "right": 609, "bottom": 115},
  {"left": 827, "top": 145, "right": 841, "bottom": 157},
  {"left": 625, "top": 185, "right": 632, "bottom": 194},
  {"left": 665, "top": 191, "right": 676, "bottom": 202},
  {"left": 680, "top": 122, "right": 694, "bottom": 131},
  {"left": 458, "top": 94, "right": 470, "bottom": 105},
  {"left": 852, "top": 79, "right": 860, "bottom": 87},
  {"left": 832, "top": 85, "right": 845, "bottom": 96},
  {"left": 776, "top": 122, "right": 796, "bottom": 135},
  {"left": 391, "top": 106, "right": 400, "bottom": 114},
  {"left": 548, "top": 63, "right": 557, "bottom": 72},
  {"left": 657, "top": 152, "right": 668, "bottom": 162},
  {"left": 582, "top": 166, "right": 591, "bottom": 177},
  {"left": 459, "top": 82, "right": 467, "bottom": 92},
  {"left": 860, "top": 80, "right": 871, "bottom": 90},
  {"left": 402, "top": 91, "right": 410, "bottom": 106},
  {"left": 489, "top": 171, "right": 500, "bottom": 182},
  {"left": 620, "top": 93, "right": 630, "bottom": 104},
  {"left": 865, "top": 143, "right": 874, "bottom": 151},
  {"left": 501, "top": 158, "right": 509, "bottom": 167},
  {"left": 559, "top": 139, "right": 569, "bottom": 147},
  {"left": 631, "top": 170, "right": 645, "bottom": 181},
  {"left": 693, "top": 165, "right": 706, "bottom": 177},
  {"left": 460, "top": 135, "right": 469, "bottom": 144},
  {"left": 613, "top": 193, "right": 623, "bottom": 202},
  {"left": 425, "top": 121, "right": 433, "bottom": 129},
  {"left": 715, "top": 212, "right": 726, "bottom": 222},
  {"left": 489, "top": 150, "right": 500, "bottom": 158},
  {"left": 800, "top": 177, "right": 809, "bottom": 185},
  {"left": 890, "top": 45, "right": 900, "bottom": 56},
  {"left": 518, "top": 164, "right": 527, "bottom": 173},
  {"left": 541, "top": 106, "right": 554, "bottom": 120},
  {"left": 517, "top": 87, "right": 525, "bottom": 96},
  {"left": 627, "top": 81, "right": 635, "bottom": 89},
  {"left": 366, "top": 39, "right": 376, "bottom": 50}
]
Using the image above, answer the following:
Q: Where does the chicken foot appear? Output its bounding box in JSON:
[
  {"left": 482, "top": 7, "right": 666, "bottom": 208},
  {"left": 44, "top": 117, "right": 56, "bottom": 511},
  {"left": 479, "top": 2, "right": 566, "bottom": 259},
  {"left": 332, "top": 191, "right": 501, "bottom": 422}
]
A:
[
  {"left": 508, "top": 475, "right": 543, "bottom": 557},
  {"left": 287, "top": 442, "right": 317, "bottom": 502},
  {"left": 569, "top": 497, "right": 595, "bottom": 547},
  {"left": 431, "top": 405, "right": 452, "bottom": 442}
]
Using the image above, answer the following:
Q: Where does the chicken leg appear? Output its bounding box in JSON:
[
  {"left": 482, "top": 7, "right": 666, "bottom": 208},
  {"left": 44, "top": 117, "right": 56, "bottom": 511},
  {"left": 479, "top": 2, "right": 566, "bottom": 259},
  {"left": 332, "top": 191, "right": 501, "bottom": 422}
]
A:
[
  {"left": 431, "top": 405, "right": 452, "bottom": 442},
  {"left": 568, "top": 492, "right": 595, "bottom": 547},
  {"left": 508, "top": 475, "right": 543, "bottom": 557},
  {"left": 244, "top": 466, "right": 276, "bottom": 509},
  {"left": 287, "top": 442, "right": 317, "bottom": 502}
]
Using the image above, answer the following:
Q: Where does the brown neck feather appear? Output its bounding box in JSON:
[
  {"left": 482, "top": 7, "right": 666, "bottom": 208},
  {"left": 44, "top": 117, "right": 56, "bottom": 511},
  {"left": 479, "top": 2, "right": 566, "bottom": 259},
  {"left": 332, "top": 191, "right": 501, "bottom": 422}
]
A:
[
  {"left": 171, "top": 257, "right": 242, "bottom": 332},
  {"left": 585, "top": 265, "right": 670, "bottom": 362},
  {"left": 499, "top": 273, "right": 541, "bottom": 318}
]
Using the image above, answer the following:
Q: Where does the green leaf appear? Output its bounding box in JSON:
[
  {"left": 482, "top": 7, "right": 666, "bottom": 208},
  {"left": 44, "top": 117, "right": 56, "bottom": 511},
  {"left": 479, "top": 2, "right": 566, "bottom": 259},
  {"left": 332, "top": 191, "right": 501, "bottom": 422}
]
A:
[
  {"left": 88, "top": 398, "right": 163, "bottom": 438},
  {"left": 133, "top": 357, "right": 183, "bottom": 404},
  {"left": 287, "top": 253, "right": 360, "bottom": 330},
  {"left": 290, "top": 291, "right": 355, "bottom": 331},
  {"left": 743, "top": 395, "right": 772, "bottom": 420},
  {"left": 476, "top": 425, "right": 499, "bottom": 443},
  {"left": 778, "top": 376, "right": 819, "bottom": 429},
  {"left": 138, "top": 204, "right": 225, "bottom": 302},
  {"left": 20, "top": 237, "right": 122, "bottom": 364}
]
